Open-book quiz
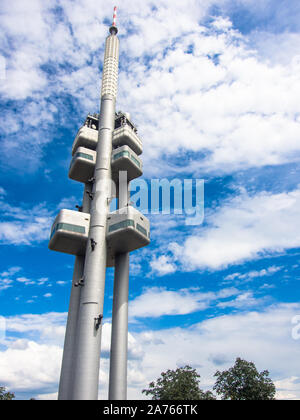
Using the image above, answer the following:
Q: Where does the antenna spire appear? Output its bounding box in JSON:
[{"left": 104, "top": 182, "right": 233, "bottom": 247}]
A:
[
  {"left": 109, "top": 6, "right": 118, "bottom": 35},
  {"left": 113, "top": 6, "right": 117, "bottom": 27}
]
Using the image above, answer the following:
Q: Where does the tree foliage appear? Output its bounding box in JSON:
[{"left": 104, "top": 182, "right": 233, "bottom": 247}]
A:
[
  {"left": 142, "top": 365, "right": 216, "bottom": 400},
  {"left": 213, "top": 357, "right": 276, "bottom": 400},
  {"left": 0, "top": 386, "right": 15, "bottom": 400}
]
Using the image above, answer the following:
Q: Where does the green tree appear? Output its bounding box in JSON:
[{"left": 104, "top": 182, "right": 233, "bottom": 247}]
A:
[
  {"left": 0, "top": 386, "right": 15, "bottom": 400},
  {"left": 142, "top": 365, "right": 216, "bottom": 400},
  {"left": 213, "top": 358, "right": 276, "bottom": 400}
]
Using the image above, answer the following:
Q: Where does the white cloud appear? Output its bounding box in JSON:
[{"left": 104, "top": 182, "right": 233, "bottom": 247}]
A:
[
  {"left": 0, "top": 266, "right": 22, "bottom": 291},
  {"left": 170, "top": 188, "right": 300, "bottom": 270},
  {"left": 37, "top": 278, "right": 49, "bottom": 286},
  {"left": 1, "top": 1, "right": 300, "bottom": 175},
  {"left": 16, "top": 277, "right": 35, "bottom": 286},
  {"left": 0, "top": 218, "right": 51, "bottom": 245},
  {"left": 224, "top": 266, "right": 282, "bottom": 283},
  {"left": 0, "top": 55, "right": 6, "bottom": 80},
  {"left": 0, "top": 312, "right": 67, "bottom": 395},
  {"left": 118, "top": 20, "right": 300, "bottom": 175},
  {"left": 217, "top": 291, "right": 266, "bottom": 309},
  {"left": 129, "top": 286, "right": 242, "bottom": 319},
  {"left": 252, "top": 31, "right": 300, "bottom": 66},
  {"left": 0, "top": 0, "right": 299, "bottom": 401},
  {"left": 35, "top": 392, "right": 58, "bottom": 400},
  {"left": 211, "top": 16, "right": 233, "bottom": 31},
  {"left": 0, "top": 278, "right": 13, "bottom": 291},
  {"left": 130, "top": 287, "right": 209, "bottom": 319},
  {"left": 0, "top": 340, "right": 62, "bottom": 393},
  {"left": 0, "top": 313, "right": 143, "bottom": 398},
  {"left": 0, "top": 271, "right": 51, "bottom": 289},
  {"left": 1, "top": 303, "right": 300, "bottom": 399},
  {"left": 6, "top": 313, "right": 67, "bottom": 341},
  {"left": 57, "top": 196, "right": 78, "bottom": 211},
  {"left": 150, "top": 255, "right": 177, "bottom": 276},
  {"left": 130, "top": 303, "right": 300, "bottom": 399},
  {"left": 260, "top": 283, "right": 276, "bottom": 290},
  {"left": 0, "top": 195, "right": 53, "bottom": 245},
  {"left": 0, "top": 266, "right": 22, "bottom": 277},
  {"left": 274, "top": 376, "right": 300, "bottom": 400}
]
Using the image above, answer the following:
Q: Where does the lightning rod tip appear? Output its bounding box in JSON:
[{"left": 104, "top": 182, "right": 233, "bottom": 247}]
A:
[{"left": 109, "top": 6, "right": 118, "bottom": 35}]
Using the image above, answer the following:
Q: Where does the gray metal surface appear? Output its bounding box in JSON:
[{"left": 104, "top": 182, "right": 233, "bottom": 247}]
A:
[
  {"left": 111, "top": 145, "right": 143, "bottom": 182},
  {"left": 71, "top": 30, "right": 120, "bottom": 400},
  {"left": 48, "top": 209, "right": 90, "bottom": 256},
  {"left": 109, "top": 177, "right": 130, "bottom": 400},
  {"left": 106, "top": 206, "right": 150, "bottom": 257},
  {"left": 113, "top": 125, "right": 143, "bottom": 155},
  {"left": 72, "top": 122, "right": 143, "bottom": 157},
  {"left": 49, "top": 205, "right": 149, "bottom": 265},
  {"left": 58, "top": 255, "right": 84, "bottom": 400},
  {"left": 69, "top": 147, "right": 96, "bottom": 183},
  {"left": 72, "top": 126, "right": 98, "bottom": 155},
  {"left": 70, "top": 144, "right": 142, "bottom": 184},
  {"left": 109, "top": 251, "right": 129, "bottom": 400}
]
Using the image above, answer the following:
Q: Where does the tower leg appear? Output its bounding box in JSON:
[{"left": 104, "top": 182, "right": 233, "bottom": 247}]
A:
[
  {"left": 109, "top": 174, "right": 130, "bottom": 400},
  {"left": 58, "top": 184, "right": 91, "bottom": 400},
  {"left": 58, "top": 256, "right": 84, "bottom": 400},
  {"left": 109, "top": 252, "right": 129, "bottom": 400}
]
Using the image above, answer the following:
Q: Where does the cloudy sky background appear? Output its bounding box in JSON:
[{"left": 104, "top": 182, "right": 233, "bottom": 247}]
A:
[{"left": 1, "top": 0, "right": 300, "bottom": 399}]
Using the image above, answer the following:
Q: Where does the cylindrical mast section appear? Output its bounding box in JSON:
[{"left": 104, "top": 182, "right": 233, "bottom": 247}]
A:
[
  {"left": 109, "top": 172, "right": 130, "bottom": 400},
  {"left": 58, "top": 183, "right": 92, "bottom": 400},
  {"left": 109, "top": 252, "right": 129, "bottom": 400},
  {"left": 71, "top": 15, "right": 120, "bottom": 400},
  {"left": 58, "top": 256, "right": 84, "bottom": 400}
]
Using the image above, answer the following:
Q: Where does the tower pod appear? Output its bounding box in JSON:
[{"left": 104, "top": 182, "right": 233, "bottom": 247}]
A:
[
  {"left": 72, "top": 125, "right": 98, "bottom": 156},
  {"left": 106, "top": 206, "right": 150, "bottom": 267},
  {"left": 49, "top": 209, "right": 90, "bottom": 256},
  {"left": 112, "top": 125, "right": 143, "bottom": 156},
  {"left": 48, "top": 207, "right": 150, "bottom": 265},
  {"left": 111, "top": 145, "right": 143, "bottom": 182},
  {"left": 69, "top": 147, "right": 96, "bottom": 183},
  {"left": 71, "top": 112, "right": 142, "bottom": 156}
]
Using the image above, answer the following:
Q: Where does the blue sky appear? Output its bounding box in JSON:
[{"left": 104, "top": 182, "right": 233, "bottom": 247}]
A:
[{"left": 1, "top": 0, "right": 300, "bottom": 400}]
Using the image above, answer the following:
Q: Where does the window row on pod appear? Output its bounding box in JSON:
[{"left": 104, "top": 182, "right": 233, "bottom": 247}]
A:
[
  {"left": 72, "top": 112, "right": 142, "bottom": 156},
  {"left": 69, "top": 145, "right": 142, "bottom": 183},
  {"left": 49, "top": 207, "right": 150, "bottom": 267}
]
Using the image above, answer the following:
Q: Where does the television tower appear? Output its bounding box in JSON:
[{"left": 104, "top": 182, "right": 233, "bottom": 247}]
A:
[{"left": 49, "top": 7, "right": 150, "bottom": 400}]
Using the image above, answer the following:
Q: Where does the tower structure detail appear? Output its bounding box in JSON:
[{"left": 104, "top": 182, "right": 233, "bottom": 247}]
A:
[{"left": 49, "top": 9, "right": 150, "bottom": 400}]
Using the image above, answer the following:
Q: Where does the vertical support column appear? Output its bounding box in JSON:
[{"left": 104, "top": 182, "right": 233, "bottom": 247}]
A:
[
  {"left": 58, "top": 256, "right": 84, "bottom": 400},
  {"left": 71, "top": 29, "right": 119, "bottom": 400},
  {"left": 71, "top": 99, "right": 114, "bottom": 401},
  {"left": 58, "top": 183, "right": 92, "bottom": 400},
  {"left": 109, "top": 171, "right": 130, "bottom": 400},
  {"left": 109, "top": 252, "right": 129, "bottom": 400}
]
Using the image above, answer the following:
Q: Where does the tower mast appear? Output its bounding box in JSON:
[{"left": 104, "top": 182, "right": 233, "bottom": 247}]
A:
[
  {"left": 50, "top": 7, "right": 150, "bottom": 400},
  {"left": 108, "top": 6, "right": 129, "bottom": 400},
  {"left": 71, "top": 9, "right": 120, "bottom": 400}
]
